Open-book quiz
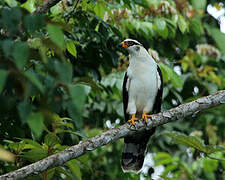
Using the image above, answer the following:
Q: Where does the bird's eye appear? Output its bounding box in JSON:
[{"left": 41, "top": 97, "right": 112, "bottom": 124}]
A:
[{"left": 127, "top": 41, "right": 134, "bottom": 46}]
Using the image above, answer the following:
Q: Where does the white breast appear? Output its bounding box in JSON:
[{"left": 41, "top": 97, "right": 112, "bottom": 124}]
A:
[{"left": 126, "top": 56, "right": 158, "bottom": 115}]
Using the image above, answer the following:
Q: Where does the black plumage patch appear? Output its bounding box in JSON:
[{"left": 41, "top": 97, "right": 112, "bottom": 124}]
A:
[
  {"left": 122, "top": 72, "right": 129, "bottom": 122},
  {"left": 135, "top": 46, "right": 140, "bottom": 51},
  {"left": 152, "top": 65, "right": 163, "bottom": 113}
]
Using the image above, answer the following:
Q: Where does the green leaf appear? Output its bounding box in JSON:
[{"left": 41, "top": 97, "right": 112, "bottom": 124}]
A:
[
  {"left": 21, "top": 0, "right": 36, "bottom": 12},
  {"left": 159, "top": 64, "right": 169, "bottom": 83},
  {"left": 203, "top": 158, "right": 218, "bottom": 172},
  {"left": 8, "top": 142, "right": 26, "bottom": 154},
  {"left": 66, "top": 102, "right": 82, "bottom": 129},
  {"left": 67, "top": 84, "right": 87, "bottom": 129},
  {"left": 159, "top": 63, "right": 183, "bottom": 88},
  {"left": 56, "top": 129, "right": 87, "bottom": 138},
  {"left": 66, "top": 41, "right": 77, "bottom": 58},
  {"left": 176, "top": 33, "right": 190, "bottom": 50},
  {"left": 13, "top": 42, "right": 29, "bottom": 70},
  {"left": 205, "top": 25, "right": 225, "bottom": 54},
  {"left": 24, "top": 71, "right": 44, "bottom": 93},
  {"left": 172, "top": 14, "right": 178, "bottom": 24},
  {"left": 155, "top": 18, "right": 166, "bottom": 30},
  {"left": 27, "top": 112, "right": 44, "bottom": 137},
  {"left": 17, "top": 101, "right": 32, "bottom": 124},
  {"left": 180, "top": 162, "right": 195, "bottom": 179},
  {"left": 134, "top": 0, "right": 149, "bottom": 8},
  {"left": 81, "top": 0, "right": 95, "bottom": 11},
  {"left": 44, "top": 133, "right": 61, "bottom": 147},
  {"left": 100, "top": 72, "right": 124, "bottom": 89},
  {"left": 46, "top": 168, "right": 56, "bottom": 180},
  {"left": 163, "top": 131, "right": 208, "bottom": 153},
  {"left": 191, "top": 0, "right": 206, "bottom": 10},
  {"left": 94, "top": 3, "right": 105, "bottom": 19},
  {"left": 154, "top": 18, "right": 168, "bottom": 38},
  {"left": 1, "top": 8, "right": 21, "bottom": 34},
  {"left": 190, "top": 18, "right": 203, "bottom": 36},
  {"left": 24, "top": 14, "right": 44, "bottom": 34},
  {"left": 0, "top": 70, "right": 8, "bottom": 93},
  {"left": 23, "top": 148, "right": 47, "bottom": 162},
  {"left": 85, "top": 128, "right": 103, "bottom": 137},
  {"left": 69, "top": 84, "right": 87, "bottom": 113},
  {"left": 4, "top": 0, "right": 18, "bottom": 7},
  {"left": 47, "top": 24, "right": 64, "bottom": 49},
  {"left": 178, "top": 15, "right": 187, "bottom": 34},
  {"left": 56, "top": 167, "right": 75, "bottom": 179},
  {"left": 60, "top": 122, "right": 74, "bottom": 129},
  {"left": 165, "top": 18, "right": 177, "bottom": 38},
  {"left": 67, "top": 159, "right": 82, "bottom": 180},
  {"left": 20, "top": 138, "right": 42, "bottom": 149},
  {"left": 139, "top": 21, "right": 155, "bottom": 38},
  {"left": 2, "top": 40, "right": 14, "bottom": 58},
  {"left": 73, "top": 77, "right": 102, "bottom": 93},
  {"left": 77, "top": 154, "right": 92, "bottom": 171},
  {"left": 54, "top": 61, "right": 72, "bottom": 84},
  {"left": 162, "top": 164, "right": 178, "bottom": 177},
  {"left": 154, "top": 152, "right": 171, "bottom": 160},
  {"left": 155, "top": 158, "right": 174, "bottom": 166}
]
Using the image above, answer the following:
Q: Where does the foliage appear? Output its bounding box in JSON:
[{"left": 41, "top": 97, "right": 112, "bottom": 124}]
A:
[
  {"left": 0, "top": 0, "right": 225, "bottom": 179},
  {"left": 163, "top": 131, "right": 225, "bottom": 155}
]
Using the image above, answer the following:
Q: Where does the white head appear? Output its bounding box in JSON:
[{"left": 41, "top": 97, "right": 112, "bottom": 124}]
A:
[{"left": 119, "top": 39, "right": 148, "bottom": 57}]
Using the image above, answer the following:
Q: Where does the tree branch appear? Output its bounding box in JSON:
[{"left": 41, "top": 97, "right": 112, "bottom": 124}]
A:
[
  {"left": 1, "top": 90, "right": 225, "bottom": 180},
  {"left": 33, "top": 0, "right": 62, "bottom": 15}
]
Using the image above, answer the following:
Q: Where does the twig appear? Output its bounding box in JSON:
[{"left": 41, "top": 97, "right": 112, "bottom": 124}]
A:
[{"left": 0, "top": 90, "right": 225, "bottom": 180}]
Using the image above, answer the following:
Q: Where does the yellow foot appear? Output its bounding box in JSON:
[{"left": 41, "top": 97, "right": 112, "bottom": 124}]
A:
[
  {"left": 128, "top": 114, "right": 138, "bottom": 125},
  {"left": 142, "top": 112, "right": 151, "bottom": 123}
]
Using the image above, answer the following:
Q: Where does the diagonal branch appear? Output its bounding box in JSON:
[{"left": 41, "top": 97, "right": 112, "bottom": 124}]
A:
[{"left": 1, "top": 90, "right": 225, "bottom": 180}]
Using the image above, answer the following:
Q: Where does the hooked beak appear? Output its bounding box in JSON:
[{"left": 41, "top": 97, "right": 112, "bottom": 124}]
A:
[{"left": 119, "top": 41, "right": 128, "bottom": 48}]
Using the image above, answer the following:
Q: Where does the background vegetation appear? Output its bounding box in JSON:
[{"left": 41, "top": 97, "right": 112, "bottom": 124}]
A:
[{"left": 0, "top": 0, "right": 225, "bottom": 179}]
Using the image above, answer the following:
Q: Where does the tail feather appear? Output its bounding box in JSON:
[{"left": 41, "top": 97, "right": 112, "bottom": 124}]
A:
[
  {"left": 121, "top": 144, "right": 145, "bottom": 173},
  {"left": 121, "top": 128, "right": 155, "bottom": 173}
]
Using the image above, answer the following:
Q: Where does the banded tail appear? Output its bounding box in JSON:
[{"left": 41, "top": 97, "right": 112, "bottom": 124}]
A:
[{"left": 121, "top": 129, "right": 155, "bottom": 173}]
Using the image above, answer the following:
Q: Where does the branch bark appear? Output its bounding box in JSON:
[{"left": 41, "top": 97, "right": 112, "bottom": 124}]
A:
[{"left": 1, "top": 90, "right": 225, "bottom": 180}]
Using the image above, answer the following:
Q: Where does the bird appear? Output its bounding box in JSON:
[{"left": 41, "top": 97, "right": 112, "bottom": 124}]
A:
[{"left": 119, "top": 39, "right": 163, "bottom": 173}]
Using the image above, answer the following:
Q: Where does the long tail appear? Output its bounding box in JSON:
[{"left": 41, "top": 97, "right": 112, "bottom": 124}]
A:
[{"left": 121, "top": 128, "right": 155, "bottom": 173}]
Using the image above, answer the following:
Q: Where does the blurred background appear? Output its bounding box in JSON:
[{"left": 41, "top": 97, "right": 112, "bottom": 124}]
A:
[{"left": 0, "top": 0, "right": 225, "bottom": 179}]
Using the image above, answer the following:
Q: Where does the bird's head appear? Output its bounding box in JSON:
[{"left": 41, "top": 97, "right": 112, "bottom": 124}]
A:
[{"left": 119, "top": 39, "right": 144, "bottom": 56}]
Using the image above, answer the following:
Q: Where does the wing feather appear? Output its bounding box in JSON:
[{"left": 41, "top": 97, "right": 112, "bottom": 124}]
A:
[
  {"left": 153, "top": 65, "right": 163, "bottom": 113},
  {"left": 122, "top": 72, "right": 129, "bottom": 122}
]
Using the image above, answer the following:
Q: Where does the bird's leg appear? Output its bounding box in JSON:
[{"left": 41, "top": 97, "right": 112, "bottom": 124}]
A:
[
  {"left": 128, "top": 114, "right": 138, "bottom": 125},
  {"left": 142, "top": 112, "right": 151, "bottom": 124}
]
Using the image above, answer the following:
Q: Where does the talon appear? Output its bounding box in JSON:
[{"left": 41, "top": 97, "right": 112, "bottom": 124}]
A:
[
  {"left": 142, "top": 112, "right": 151, "bottom": 123},
  {"left": 128, "top": 114, "right": 138, "bottom": 125}
]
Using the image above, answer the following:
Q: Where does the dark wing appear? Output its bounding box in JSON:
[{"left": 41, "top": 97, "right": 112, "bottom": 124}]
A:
[
  {"left": 122, "top": 72, "right": 129, "bottom": 122},
  {"left": 152, "top": 65, "right": 163, "bottom": 113}
]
